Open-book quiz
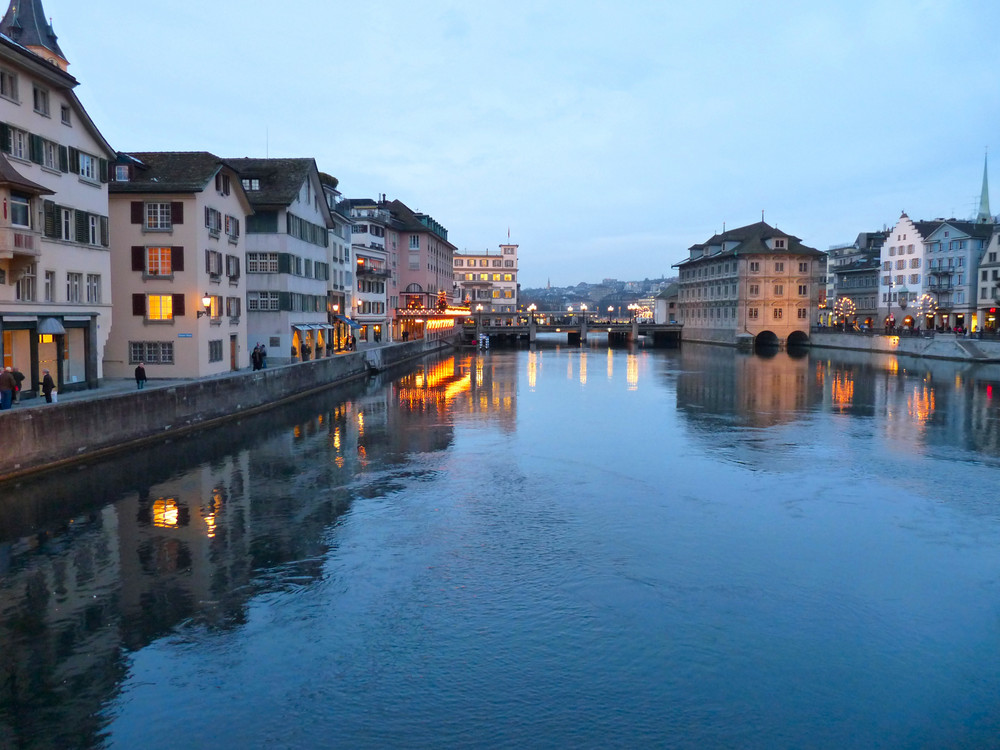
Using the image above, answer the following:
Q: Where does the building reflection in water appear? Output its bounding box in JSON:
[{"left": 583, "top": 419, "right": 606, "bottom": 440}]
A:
[
  {"left": 676, "top": 345, "right": 818, "bottom": 429},
  {"left": 0, "top": 352, "right": 516, "bottom": 749}
]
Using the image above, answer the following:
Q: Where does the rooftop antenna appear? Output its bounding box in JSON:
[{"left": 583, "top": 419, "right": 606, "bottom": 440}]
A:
[{"left": 761, "top": 209, "right": 765, "bottom": 222}]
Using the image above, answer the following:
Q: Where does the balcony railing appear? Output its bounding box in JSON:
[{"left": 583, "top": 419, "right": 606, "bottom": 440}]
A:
[
  {"left": 927, "top": 280, "right": 953, "bottom": 292},
  {"left": 356, "top": 263, "right": 391, "bottom": 278}
]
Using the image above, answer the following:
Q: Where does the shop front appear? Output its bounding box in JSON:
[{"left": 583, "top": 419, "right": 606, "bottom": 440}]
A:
[{"left": 0, "top": 313, "right": 97, "bottom": 398}]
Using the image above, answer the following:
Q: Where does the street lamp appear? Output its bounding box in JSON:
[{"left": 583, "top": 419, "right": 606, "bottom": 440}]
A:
[
  {"left": 196, "top": 292, "right": 212, "bottom": 318},
  {"left": 527, "top": 303, "right": 537, "bottom": 324},
  {"left": 607, "top": 305, "right": 614, "bottom": 322}
]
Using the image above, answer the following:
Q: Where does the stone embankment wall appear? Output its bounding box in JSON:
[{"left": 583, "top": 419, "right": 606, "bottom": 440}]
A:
[
  {"left": 0, "top": 338, "right": 452, "bottom": 481},
  {"left": 809, "top": 332, "right": 1000, "bottom": 362}
]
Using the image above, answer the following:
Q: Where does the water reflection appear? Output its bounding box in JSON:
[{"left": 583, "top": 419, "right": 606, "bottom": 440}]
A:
[
  {"left": 0, "top": 354, "right": 506, "bottom": 749},
  {"left": 2, "top": 346, "right": 1000, "bottom": 748}
]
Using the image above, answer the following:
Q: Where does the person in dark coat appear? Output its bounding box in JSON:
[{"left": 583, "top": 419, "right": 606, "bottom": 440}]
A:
[
  {"left": 41, "top": 369, "right": 55, "bottom": 403},
  {"left": 11, "top": 366, "right": 24, "bottom": 403},
  {"left": 135, "top": 363, "right": 147, "bottom": 390},
  {"left": 251, "top": 344, "right": 262, "bottom": 371}
]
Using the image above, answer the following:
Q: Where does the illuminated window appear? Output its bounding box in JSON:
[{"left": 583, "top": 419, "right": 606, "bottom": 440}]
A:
[
  {"left": 148, "top": 294, "right": 173, "bottom": 320},
  {"left": 147, "top": 247, "right": 172, "bottom": 276}
]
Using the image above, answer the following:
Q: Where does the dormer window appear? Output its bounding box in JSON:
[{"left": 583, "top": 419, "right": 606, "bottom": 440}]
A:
[
  {"left": 241, "top": 178, "right": 260, "bottom": 191},
  {"left": 115, "top": 165, "right": 130, "bottom": 182},
  {"left": 773, "top": 238, "right": 786, "bottom": 249}
]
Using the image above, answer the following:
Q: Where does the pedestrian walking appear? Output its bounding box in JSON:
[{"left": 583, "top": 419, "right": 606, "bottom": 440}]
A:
[
  {"left": 135, "top": 362, "right": 147, "bottom": 390},
  {"left": 0, "top": 366, "right": 15, "bottom": 410},
  {"left": 41, "top": 368, "right": 55, "bottom": 403},
  {"left": 260, "top": 344, "right": 268, "bottom": 368},
  {"left": 251, "top": 344, "right": 262, "bottom": 371},
  {"left": 11, "top": 366, "right": 24, "bottom": 403}
]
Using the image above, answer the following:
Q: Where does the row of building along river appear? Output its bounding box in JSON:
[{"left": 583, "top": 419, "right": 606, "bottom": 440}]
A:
[{"left": 1, "top": 340, "right": 999, "bottom": 749}]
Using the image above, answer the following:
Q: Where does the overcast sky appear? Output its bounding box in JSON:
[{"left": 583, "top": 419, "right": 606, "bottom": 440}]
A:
[{"left": 47, "top": 0, "right": 1000, "bottom": 287}]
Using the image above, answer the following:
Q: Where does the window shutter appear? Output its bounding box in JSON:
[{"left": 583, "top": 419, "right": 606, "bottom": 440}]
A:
[
  {"left": 278, "top": 253, "right": 292, "bottom": 274},
  {"left": 99, "top": 158, "right": 109, "bottom": 183},
  {"left": 43, "top": 200, "right": 57, "bottom": 238},
  {"left": 132, "top": 293, "right": 145, "bottom": 316},
  {"left": 68, "top": 146, "right": 79, "bottom": 173},
  {"left": 130, "top": 201, "right": 143, "bottom": 224},
  {"left": 170, "top": 202, "right": 184, "bottom": 225},
  {"left": 131, "top": 246, "right": 145, "bottom": 272},
  {"left": 75, "top": 210, "right": 88, "bottom": 243},
  {"left": 215, "top": 173, "right": 222, "bottom": 192},
  {"left": 58, "top": 145, "right": 68, "bottom": 172},
  {"left": 100, "top": 216, "right": 109, "bottom": 246},
  {"left": 173, "top": 294, "right": 186, "bottom": 317},
  {"left": 29, "top": 133, "right": 43, "bottom": 165},
  {"left": 279, "top": 291, "right": 292, "bottom": 311},
  {"left": 205, "top": 248, "right": 211, "bottom": 274},
  {"left": 171, "top": 247, "right": 184, "bottom": 271},
  {"left": 235, "top": 256, "right": 241, "bottom": 277},
  {"left": 0, "top": 123, "right": 9, "bottom": 153},
  {"left": 204, "top": 205, "right": 210, "bottom": 227}
]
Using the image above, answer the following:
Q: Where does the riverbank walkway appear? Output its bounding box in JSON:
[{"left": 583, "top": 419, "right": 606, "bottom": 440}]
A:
[{"left": 6, "top": 340, "right": 395, "bottom": 412}]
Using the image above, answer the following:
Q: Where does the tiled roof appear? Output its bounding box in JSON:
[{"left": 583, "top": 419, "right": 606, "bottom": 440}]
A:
[
  {"left": 109, "top": 151, "right": 227, "bottom": 194},
  {"left": 224, "top": 157, "right": 317, "bottom": 209},
  {"left": 675, "top": 221, "right": 821, "bottom": 266}
]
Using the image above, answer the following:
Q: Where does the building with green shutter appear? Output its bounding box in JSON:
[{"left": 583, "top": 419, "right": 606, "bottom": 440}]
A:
[{"left": 0, "top": 0, "right": 116, "bottom": 395}]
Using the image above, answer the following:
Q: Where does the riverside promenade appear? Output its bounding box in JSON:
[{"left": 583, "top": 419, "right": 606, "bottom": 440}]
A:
[
  {"left": 0, "top": 337, "right": 454, "bottom": 482},
  {"left": 809, "top": 329, "right": 1000, "bottom": 362}
]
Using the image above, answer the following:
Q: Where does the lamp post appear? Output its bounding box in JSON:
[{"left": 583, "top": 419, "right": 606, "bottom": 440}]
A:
[
  {"left": 898, "top": 287, "right": 909, "bottom": 332},
  {"left": 607, "top": 305, "right": 614, "bottom": 323},
  {"left": 196, "top": 292, "right": 212, "bottom": 318},
  {"left": 886, "top": 279, "right": 894, "bottom": 332},
  {"left": 527, "top": 303, "right": 537, "bottom": 323}
]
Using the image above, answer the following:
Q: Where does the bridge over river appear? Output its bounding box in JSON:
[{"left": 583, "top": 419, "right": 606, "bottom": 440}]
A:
[{"left": 464, "top": 310, "right": 682, "bottom": 347}]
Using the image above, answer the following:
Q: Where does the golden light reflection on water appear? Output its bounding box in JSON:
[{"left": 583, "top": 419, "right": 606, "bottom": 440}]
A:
[
  {"left": 831, "top": 372, "right": 854, "bottom": 411},
  {"left": 528, "top": 350, "right": 537, "bottom": 390},
  {"left": 152, "top": 498, "right": 179, "bottom": 528},
  {"left": 627, "top": 354, "right": 639, "bottom": 391},
  {"left": 908, "top": 385, "right": 936, "bottom": 424},
  {"left": 607, "top": 349, "right": 613, "bottom": 381},
  {"left": 579, "top": 352, "right": 587, "bottom": 386}
]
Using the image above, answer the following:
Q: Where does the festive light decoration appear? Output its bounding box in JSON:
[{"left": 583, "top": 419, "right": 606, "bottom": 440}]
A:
[{"left": 834, "top": 297, "right": 856, "bottom": 320}]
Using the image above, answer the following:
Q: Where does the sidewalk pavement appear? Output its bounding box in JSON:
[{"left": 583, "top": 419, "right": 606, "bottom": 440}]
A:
[{"left": 5, "top": 341, "right": 398, "bottom": 412}]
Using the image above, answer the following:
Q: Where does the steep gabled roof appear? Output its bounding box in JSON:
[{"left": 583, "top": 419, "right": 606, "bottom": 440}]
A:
[
  {"left": 109, "top": 151, "right": 229, "bottom": 194},
  {"left": 0, "top": 0, "right": 64, "bottom": 61}
]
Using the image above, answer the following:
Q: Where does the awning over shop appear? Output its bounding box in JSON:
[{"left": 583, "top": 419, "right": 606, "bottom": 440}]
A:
[
  {"left": 334, "top": 314, "right": 362, "bottom": 329},
  {"left": 37, "top": 317, "right": 66, "bottom": 335}
]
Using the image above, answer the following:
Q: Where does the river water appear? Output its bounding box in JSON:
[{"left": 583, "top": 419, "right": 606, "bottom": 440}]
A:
[{"left": 1, "top": 342, "right": 999, "bottom": 749}]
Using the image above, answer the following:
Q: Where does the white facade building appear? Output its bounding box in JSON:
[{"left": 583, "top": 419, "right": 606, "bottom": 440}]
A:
[{"left": 0, "top": 0, "right": 115, "bottom": 393}]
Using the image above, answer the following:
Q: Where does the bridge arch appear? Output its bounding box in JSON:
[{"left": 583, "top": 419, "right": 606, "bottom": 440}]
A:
[
  {"left": 754, "top": 330, "right": 780, "bottom": 351},
  {"left": 786, "top": 329, "right": 810, "bottom": 347}
]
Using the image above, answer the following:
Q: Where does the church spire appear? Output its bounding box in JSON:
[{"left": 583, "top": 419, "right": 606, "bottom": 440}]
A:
[
  {"left": 977, "top": 150, "right": 991, "bottom": 223},
  {"left": 0, "top": 0, "right": 68, "bottom": 71}
]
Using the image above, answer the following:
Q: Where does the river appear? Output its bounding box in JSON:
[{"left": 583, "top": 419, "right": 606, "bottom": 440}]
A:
[{"left": 1, "top": 342, "right": 999, "bottom": 749}]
